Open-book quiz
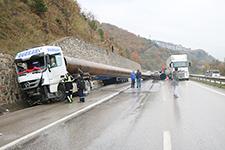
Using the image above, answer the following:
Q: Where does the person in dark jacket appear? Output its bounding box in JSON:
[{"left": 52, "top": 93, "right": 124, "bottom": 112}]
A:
[
  {"left": 77, "top": 73, "right": 86, "bottom": 102},
  {"left": 136, "top": 69, "right": 142, "bottom": 88},
  {"left": 63, "top": 73, "right": 74, "bottom": 103},
  {"left": 130, "top": 71, "right": 136, "bottom": 88}
]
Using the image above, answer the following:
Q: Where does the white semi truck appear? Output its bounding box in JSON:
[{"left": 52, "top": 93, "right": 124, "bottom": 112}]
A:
[{"left": 166, "top": 54, "right": 191, "bottom": 80}]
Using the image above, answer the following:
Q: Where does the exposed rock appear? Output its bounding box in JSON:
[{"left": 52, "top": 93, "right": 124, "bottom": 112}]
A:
[
  {"left": 51, "top": 37, "right": 141, "bottom": 70},
  {"left": 0, "top": 53, "right": 21, "bottom": 106}
]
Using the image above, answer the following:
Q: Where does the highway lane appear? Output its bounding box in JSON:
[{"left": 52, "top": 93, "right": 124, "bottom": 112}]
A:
[
  {"left": 0, "top": 83, "right": 130, "bottom": 149},
  {"left": 2, "top": 80, "right": 225, "bottom": 150}
]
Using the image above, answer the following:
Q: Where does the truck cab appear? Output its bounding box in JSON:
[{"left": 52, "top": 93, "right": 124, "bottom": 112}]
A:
[
  {"left": 166, "top": 54, "right": 191, "bottom": 80},
  {"left": 15, "top": 46, "right": 68, "bottom": 105}
]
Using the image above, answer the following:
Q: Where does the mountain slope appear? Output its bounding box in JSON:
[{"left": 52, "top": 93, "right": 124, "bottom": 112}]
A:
[
  {"left": 101, "top": 23, "right": 216, "bottom": 73},
  {"left": 0, "top": 0, "right": 105, "bottom": 54},
  {"left": 101, "top": 23, "right": 152, "bottom": 53}
]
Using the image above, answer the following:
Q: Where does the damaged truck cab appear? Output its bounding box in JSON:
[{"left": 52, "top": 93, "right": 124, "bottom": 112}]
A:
[{"left": 15, "top": 46, "right": 68, "bottom": 105}]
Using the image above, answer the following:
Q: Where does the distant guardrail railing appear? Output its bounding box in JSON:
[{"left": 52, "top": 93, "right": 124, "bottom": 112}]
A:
[{"left": 190, "top": 74, "right": 225, "bottom": 87}]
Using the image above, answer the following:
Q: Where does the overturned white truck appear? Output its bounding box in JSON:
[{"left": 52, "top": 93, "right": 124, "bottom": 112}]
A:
[{"left": 14, "top": 46, "right": 149, "bottom": 105}]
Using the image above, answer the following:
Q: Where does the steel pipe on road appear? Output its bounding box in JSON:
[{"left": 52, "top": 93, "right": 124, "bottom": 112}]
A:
[{"left": 65, "top": 56, "right": 150, "bottom": 79}]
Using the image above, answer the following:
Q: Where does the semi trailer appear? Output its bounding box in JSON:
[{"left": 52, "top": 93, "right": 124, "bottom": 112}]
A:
[{"left": 14, "top": 46, "right": 147, "bottom": 105}]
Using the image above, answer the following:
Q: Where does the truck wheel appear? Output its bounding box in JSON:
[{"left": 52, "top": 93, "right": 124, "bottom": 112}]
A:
[
  {"left": 55, "top": 84, "right": 66, "bottom": 102},
  {"left": 26, "top": 99, "right": 34, "bottom": 106},
  {"left": 26, "top": 97, "right": 41, "bottom": 106},
  {"left": 22, "top": 93, "right": 36, "bottom": 106}
]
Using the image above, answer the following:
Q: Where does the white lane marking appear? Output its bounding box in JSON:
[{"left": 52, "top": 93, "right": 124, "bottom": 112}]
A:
[
  {"left": 163, "top": 131, "right": 172, "bottom": 150},
  {"left": 191, "top": 82, "right": 225, "bottom": 97},
  {"left": 0, "top": 86, "right": 129, "bottom": 150}
]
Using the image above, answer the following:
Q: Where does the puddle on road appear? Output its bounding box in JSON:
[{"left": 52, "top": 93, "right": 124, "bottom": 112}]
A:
[{"left": 123, "top": 80, "right": 161, "bottom": 94}]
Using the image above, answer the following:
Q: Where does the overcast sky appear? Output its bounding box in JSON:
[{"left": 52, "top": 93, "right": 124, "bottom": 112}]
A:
[{"left": 78, "top": 0, "right": 225, "bottom": 61}]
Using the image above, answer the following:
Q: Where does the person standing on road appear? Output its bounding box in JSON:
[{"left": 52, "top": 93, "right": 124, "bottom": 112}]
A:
[
  {"left": 63, "top": 73, "right": 74, "bottom": 103},
  {"left": 130, "top": 71, "right": 136, "bottom": 88},
  {"left": 77, "top": 73, "right": 86, "bottom": 102},
  {"left": 172, "top": 67, "right": 179, "bottom": 98},
  {"left": 136, "top": 69, "right": 142, "bottom": 88}
]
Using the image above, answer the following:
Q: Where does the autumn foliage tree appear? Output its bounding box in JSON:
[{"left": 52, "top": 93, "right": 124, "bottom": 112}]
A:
[{"left": 131, "top": 51, "right": 141, "bottom": 63}]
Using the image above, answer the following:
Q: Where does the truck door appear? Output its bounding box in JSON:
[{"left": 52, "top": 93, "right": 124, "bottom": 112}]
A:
[{"left": 48, "top": 53, "right": 67, "bottom": 93}]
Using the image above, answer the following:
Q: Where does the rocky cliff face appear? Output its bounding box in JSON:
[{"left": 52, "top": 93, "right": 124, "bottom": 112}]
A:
[
  {"left": 0, "top": 53, "right": 21, "bottom": 106},
  {"left": 51, "top": 37, "right": 141, "bottom": 70}
]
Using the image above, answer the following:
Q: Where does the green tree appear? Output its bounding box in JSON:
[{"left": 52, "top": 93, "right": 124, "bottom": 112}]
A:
[
  {"left": 98, "top": 28, "right": 104, "bottom": 41},
  {"left": 33, "top": 0, "right": 48, "bottom": 14},
  {"left": 82, "top": 11, "right": 98, "bottom": 31},
  {"left": 89, "top": 20, "right": 97, "bottom": 31}
]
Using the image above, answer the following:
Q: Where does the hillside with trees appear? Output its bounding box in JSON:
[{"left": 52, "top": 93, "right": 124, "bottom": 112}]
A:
[{"left": 0, "top": 0, "right": 114, "bottom": 54}]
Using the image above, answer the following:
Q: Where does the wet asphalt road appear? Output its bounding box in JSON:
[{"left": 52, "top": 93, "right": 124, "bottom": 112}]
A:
[{"left": 5, "top": 80, "right": 225, "bottom": 150}]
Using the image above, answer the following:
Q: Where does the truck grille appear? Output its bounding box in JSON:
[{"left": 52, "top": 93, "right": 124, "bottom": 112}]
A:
[
  {"left": 20, "top": 79, "right": 40, "bottom": 90},
  {"left": 178, "top": 72, "right": 185, "bottom": 79}
]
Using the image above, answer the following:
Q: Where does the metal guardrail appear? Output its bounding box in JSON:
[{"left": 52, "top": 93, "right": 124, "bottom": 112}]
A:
[{"left": 190, "top": 74, "right": 225, "bottom": 86}]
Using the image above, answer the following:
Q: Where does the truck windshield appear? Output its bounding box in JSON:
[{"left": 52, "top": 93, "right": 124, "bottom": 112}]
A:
[
  {"left": 173, "top": 61, "right": 188, "bottom": 68},
  {"left": 16, "top": 56, "right": 46, "bottom": 74}
]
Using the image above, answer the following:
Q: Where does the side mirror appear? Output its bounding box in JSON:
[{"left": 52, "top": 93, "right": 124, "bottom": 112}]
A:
[
  {"left": 169, "top": 63, "right": 172, "bottom": 68},
  {"left": 48, "top": 64, "right": 51, "bottom": 72},
  {"left": 46, "top": 55, "right": 51, "bottom": 72},
  {"left": 64, "top": 57, "right": 67, "bottom": 66}
]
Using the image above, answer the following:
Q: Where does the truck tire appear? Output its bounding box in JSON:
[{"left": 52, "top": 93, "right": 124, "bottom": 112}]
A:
[
  {"left": 55, "top": 84, "right": 66, "bottom": 102},
  {"left": 22, "top": 92, "right": 39, "bottom": 106},
  {"left": 26, "top": 98, "right": 35, "bottom": 106}
]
